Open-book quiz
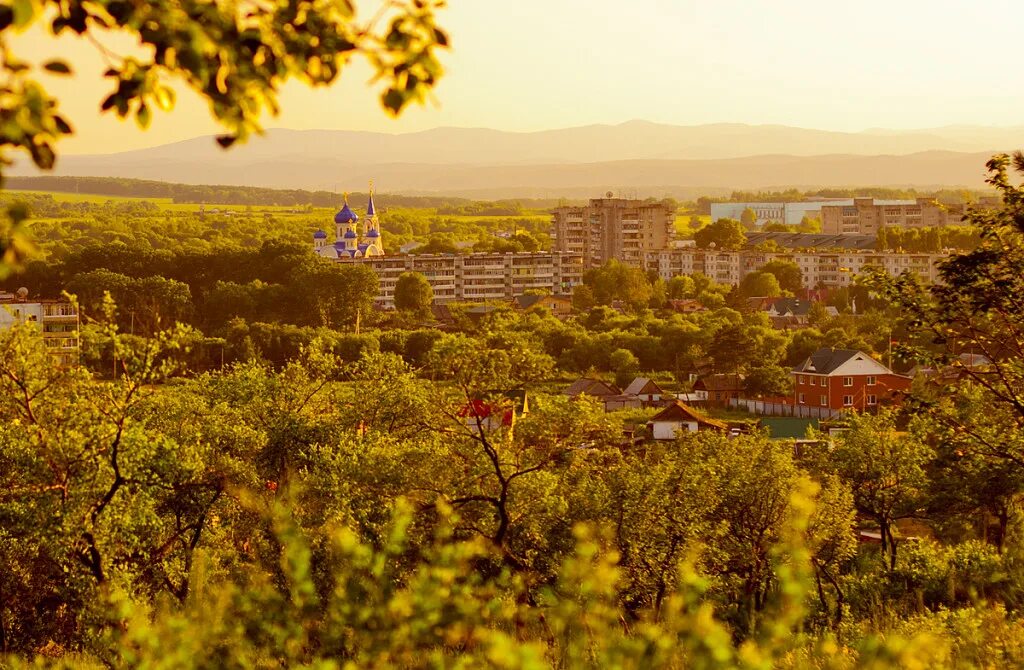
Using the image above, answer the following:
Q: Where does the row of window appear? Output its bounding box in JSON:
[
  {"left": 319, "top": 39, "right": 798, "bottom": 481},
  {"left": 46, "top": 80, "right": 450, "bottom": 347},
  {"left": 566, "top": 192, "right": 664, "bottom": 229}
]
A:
[
  {"left": 797, "top": 375, "right": 876, "bottom": 386},
  {"left": 798, "top": 393, "right": 878, "bottom": 406}
]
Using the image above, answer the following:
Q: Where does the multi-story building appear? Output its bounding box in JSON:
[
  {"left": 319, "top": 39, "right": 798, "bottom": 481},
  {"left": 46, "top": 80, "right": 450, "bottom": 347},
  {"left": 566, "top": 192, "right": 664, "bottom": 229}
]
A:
[
  {"left": 645, "top": 248, "right": 947, "bottom": 290},
  {"left": 336, "top": 252, "right": 585, "bottom": 309},
  {"left": 820, "top": 198, "right": 968, "bottom": 235},
  {"left": 0, "top": 289, "right": 80, "bottom": 366},
  {"left": 552, "top": 197, "right": 674, "bottom": 267},
  {"left": 792, "top": 349, "right": 911, "bottom": 412},
  {"left": 313, "top": 191, "right": 585, "bottom": 308}
]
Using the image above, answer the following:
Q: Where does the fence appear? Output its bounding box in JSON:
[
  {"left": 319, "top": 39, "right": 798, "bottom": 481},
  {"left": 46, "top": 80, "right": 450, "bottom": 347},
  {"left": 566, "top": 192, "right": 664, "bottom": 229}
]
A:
[{"left": 729, "top": 398, "right": 838, "bottom": 419}]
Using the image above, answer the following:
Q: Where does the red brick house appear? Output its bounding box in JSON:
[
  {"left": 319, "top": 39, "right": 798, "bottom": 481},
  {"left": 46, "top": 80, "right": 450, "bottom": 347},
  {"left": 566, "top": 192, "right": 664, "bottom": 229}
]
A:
[{"left": 792, "top": 349, "right": 911, "bottom": 412}]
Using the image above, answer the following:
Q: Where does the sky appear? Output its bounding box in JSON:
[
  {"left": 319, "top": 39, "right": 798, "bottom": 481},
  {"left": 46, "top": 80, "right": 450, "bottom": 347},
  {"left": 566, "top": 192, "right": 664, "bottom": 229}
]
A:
[{"left": 12, "top": 0, "right": 1024, "bottom": 154}]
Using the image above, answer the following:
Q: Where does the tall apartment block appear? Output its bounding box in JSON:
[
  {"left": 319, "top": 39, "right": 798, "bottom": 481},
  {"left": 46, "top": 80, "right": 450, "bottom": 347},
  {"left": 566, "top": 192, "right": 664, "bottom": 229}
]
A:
[
  {"left": 336, "top": 251, "right": 585, "bottom": 309},
  {"left": 552, "top": 197, "right": 674, "bottom": 267}
]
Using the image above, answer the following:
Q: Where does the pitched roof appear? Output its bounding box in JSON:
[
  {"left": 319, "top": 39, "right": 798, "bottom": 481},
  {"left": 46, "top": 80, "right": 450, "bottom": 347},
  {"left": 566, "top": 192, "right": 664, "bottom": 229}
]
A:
[
  {"left": 648, "top": 401, "right": 728, "bottom": 429},
  {"left": 564, "top": 378, "right": 621, "bottom": 398},
  {"left": 694, "top": 373, "right": 745, "bottom": 391},
  {"left": 513, "top": 294, "right": 546, "bottom": 309},
  {"left": 623, "top": 377, "right": 663, "bottom": 396},
  {"left": 792, "top": 348, "right": 887, "bottom": 375},
  {"left": 513, "top": 294, "right": 569, "bottom": 310}
]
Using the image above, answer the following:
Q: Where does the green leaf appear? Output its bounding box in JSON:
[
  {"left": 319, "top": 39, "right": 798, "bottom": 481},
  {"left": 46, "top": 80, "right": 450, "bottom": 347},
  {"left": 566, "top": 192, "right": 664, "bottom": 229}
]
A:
[
  {"left": 42, "top": 60, "right": 72, "bottom": 74},
  {"left": 12, "top": 0, "right": 34, "bottom": 29},
  {"left": 135, "top": 103, "right": 151, "bottom": 129}
]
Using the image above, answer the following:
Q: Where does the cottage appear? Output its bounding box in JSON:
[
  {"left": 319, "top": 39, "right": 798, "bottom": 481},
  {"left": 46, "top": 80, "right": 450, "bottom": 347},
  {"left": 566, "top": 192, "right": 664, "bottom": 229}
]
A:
[
  {"left": 647, "top": 401, "right": 728, "bottom": 440},
  {"left": 693, "top": 374, "right": 745, "bottom": 407},
  {"left": 458, "top": 390, "right": 529, "bottom": 434},
  {"left": 623, "top": 377, "right": 665, "bottom": 403},
  {"left": 512, "top": 293, "right": 573, "bottom": 318},
  {"left": 564, "top": 378, "right": 621, "bottom": 399}
]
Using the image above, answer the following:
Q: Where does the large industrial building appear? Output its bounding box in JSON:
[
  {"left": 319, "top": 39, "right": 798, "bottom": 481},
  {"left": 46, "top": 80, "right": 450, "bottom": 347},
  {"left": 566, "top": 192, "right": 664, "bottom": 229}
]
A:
[
  {"left": 710, "top": 200, "right": 848, "bottom": 227},
  {"left": 551, "top": 197, "right": 674, "bottom": 267}
]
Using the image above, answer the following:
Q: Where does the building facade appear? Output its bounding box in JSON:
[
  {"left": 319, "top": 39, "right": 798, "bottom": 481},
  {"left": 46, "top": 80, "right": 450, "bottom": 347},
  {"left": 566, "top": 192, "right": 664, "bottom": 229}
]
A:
[
  {"left": 0, "top": 290, "right": 80, "bottom": 366},
  {"left": 552, "top": 197, "right": 674, "bottom": 267},
  {"left": 313, "top": 192, "right": 584, "bottom": 308},
  {"left": 313, "top": 189, "right": 385, "bottom": 259},
  {"left": 820, "top": 198, "right": 967, "bottom": 235},
  {"left": 645, "top": 248, "right": 946, "bottom": 289},
  {"left": 336, "top": 252, "right": 584, "bottom": 309},
  {"left": 710, "top": 200, "right": 849, "bottom": 226},
  {"left": 792, "top": 349, "right": 911, "bottom": 412}
]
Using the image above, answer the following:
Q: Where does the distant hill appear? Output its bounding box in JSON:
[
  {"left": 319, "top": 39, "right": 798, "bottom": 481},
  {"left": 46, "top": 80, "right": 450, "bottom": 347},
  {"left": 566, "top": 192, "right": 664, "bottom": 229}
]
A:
[{"left": 10, "top": 121, "right": 1018, "bottom": 197}]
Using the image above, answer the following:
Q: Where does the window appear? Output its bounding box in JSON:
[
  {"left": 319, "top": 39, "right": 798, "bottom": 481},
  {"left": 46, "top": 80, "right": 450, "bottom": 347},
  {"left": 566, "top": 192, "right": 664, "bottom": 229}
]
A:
[
  {"left": 843, "top": 395, "right": 853, "bottom": 406},
  {"left": 820, "top": 377, "right": 827, "bottom": 386},
  {"left": 843, "top": 376, "right": 853, "bottom": 387},
  {"left": 866, "top": 376, "right": 876, "bottom": 386},
  {"left": 867, "top": 394, "right": 877, "bottom": 405},
  {"left": 799, "top": 393, "right": 805, "bottom": 404},
  {"left": 798, "top": 375, "right": 806, "bottom": 384},
  {"left": 820, "top": 395, "right": 827, "bottom": 407}
]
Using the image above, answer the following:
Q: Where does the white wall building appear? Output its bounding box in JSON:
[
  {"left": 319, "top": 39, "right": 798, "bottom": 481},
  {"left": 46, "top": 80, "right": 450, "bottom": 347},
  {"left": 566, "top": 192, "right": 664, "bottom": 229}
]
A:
[{"left": 0, "top": 290, "right": 80, "bottom": 366}]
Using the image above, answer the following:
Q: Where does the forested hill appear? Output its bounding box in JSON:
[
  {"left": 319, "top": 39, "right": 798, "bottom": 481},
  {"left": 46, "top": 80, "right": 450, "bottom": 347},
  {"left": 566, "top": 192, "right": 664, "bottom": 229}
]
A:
[{"left": 4, "top": 176, "right": 478, "bottom": 208}]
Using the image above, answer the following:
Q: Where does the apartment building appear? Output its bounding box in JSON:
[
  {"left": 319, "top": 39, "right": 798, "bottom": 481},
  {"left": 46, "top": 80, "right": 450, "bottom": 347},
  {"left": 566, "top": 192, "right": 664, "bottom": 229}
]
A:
[
  {"left": 645, "top": 248, "right": 946, "bottom": 290},
  {"left": 336, "top": 252, "right": 585, "bottom": 309},
  {"left": 551, "top": 197, "right": 674, "bottom": 267},
  {"left": 820, "top": 198, "right": 967, "bottom": 235},
  {"left": 0, "top": 289, "right": 80, "bottom": 366}
]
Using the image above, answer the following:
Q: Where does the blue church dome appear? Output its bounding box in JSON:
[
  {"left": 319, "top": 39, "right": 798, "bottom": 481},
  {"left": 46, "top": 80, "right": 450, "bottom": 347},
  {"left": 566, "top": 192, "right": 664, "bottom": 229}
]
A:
[
  {"left": 366, "top": 192, "right": 377, "bottom": 217},
  {"left": 313, "top": 229, "right": 328, "bottom": 239},
  {"left": 366, "top": 228, "right": 380, "bottom": 238},
  {"left": 334, "top": 203, "right": 359, "bottom": 224},
  {"left": 343, "top": 228, "right": 358, "bottom": 239}
]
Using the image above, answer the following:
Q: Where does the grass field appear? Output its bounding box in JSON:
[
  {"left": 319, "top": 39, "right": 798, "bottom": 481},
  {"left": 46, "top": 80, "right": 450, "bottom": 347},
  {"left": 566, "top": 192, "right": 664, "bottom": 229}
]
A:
[{"left": 5, "top": 189, "right": 329, "bottom": 215}]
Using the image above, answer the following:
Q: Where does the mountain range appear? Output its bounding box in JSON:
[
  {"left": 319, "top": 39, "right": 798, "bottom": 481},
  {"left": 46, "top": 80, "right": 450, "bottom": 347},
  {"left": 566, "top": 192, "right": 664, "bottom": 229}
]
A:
[{"left": 13, "top": 121, "right": 1021, "bottom": 198}]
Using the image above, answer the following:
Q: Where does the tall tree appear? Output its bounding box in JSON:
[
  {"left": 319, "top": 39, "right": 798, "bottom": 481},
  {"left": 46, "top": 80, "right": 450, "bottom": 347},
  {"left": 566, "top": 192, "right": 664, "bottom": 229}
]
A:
[
  {"left": 694, "top": 218, "right": 747, "bottom": 250},
  {"left": 393, "top": 271, "right": 433, "bottom": 319}
]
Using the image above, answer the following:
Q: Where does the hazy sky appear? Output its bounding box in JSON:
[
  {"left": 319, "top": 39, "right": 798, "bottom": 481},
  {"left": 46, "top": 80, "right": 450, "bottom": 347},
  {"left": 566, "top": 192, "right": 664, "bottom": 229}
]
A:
[{"left": 13, "top": 0, "right": 1024, "bottom": 154}]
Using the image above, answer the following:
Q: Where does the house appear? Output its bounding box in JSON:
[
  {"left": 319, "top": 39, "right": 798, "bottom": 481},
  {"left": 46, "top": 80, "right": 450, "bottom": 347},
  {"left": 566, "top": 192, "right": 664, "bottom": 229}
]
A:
[
  {"left": 623, "top": 377, "right": 665, "bottom": 403},
  {"left": 693, "top": 374, "right": 745, "bottom": 407},
  {"left": 647, "top": 401, "right": 728, "bottom": 440},
  {"left": 753, "top": 297, "right": 838, "bottom": 330},
  {"left": 603, "top": 394, "right": 644, "bottom": 411},
  {"left": 666, "top": 299, "right": 706, "bottom": 314},
  {"left": 458, "top": 390, "right": 529, "bottom": 434},
  {"left": 564, "top": 378, "right": 621, "bottom": 399},
  {"left": 512, "top": 293, "right": 573, "bottom": 318},
  {"left": 792, "top": 349, "right": 912, "bottom": 412},
  {"left": 564, "top": 378, "right": 647, "bottom": 412}
]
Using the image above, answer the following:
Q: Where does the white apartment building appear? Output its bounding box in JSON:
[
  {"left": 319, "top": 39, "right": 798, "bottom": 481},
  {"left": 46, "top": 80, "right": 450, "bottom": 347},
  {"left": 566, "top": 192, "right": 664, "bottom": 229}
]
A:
[
  {"left": 0, "top": 290, "right": 80, "bottom": 366},
  {"left": 336, "top": 252, "right": 585, "bottom": 309},
  {"left": 645, "top": 249, "right": 946, "bottom": 290}
]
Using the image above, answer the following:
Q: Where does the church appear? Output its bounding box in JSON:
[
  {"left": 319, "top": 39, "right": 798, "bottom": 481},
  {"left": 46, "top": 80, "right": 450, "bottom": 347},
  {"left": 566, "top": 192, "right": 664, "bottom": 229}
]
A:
[{"left": 312, "top": 188, "right": 384, "bottom": 259}]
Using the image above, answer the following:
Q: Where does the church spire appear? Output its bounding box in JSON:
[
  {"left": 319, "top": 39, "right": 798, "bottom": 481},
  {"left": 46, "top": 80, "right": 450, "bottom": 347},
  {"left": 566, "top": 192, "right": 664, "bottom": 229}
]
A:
[{"left": 366, "top": 180, "right": 376, "bottom": 217}]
